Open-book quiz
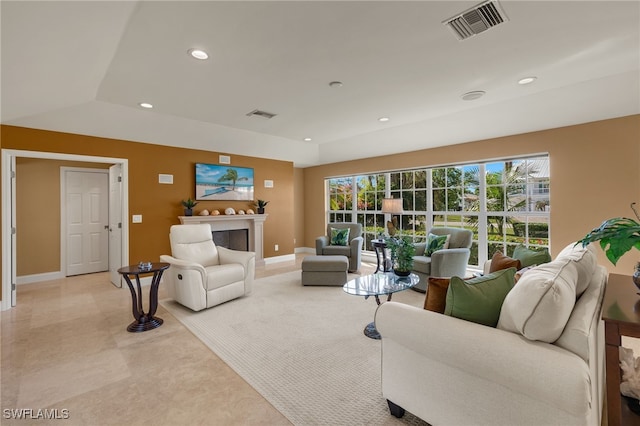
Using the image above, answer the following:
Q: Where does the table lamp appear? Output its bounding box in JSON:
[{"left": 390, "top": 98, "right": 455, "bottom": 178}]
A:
[{"left": 382, "top": 198, "right": 403, "bottom": 237}]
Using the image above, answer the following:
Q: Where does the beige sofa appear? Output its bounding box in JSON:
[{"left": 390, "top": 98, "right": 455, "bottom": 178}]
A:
[{"left": 375, "top": 243, "right": 606, "bottom": 425}]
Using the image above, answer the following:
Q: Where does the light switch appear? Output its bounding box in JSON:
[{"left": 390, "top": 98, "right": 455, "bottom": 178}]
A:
[{"left": 132, "top": 215, "right": 142, "bottom": 223}]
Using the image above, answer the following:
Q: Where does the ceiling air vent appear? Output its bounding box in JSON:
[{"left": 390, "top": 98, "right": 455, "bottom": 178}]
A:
[
  {"left": 246, "top": 109, "right": 277, "bottom": 120},
  {"left": 443, "top": 0, "right": 508, "bottom": 41}
]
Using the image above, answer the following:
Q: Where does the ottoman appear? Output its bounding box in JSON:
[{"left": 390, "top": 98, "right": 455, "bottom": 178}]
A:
[{"left": 301, "top": 255, "right": 349, "bottom": 286}]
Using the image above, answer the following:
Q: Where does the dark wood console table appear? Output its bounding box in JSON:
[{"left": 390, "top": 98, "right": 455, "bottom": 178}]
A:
[
  {"left": 602, "top": 273, "right": 640, "bottom": 425},
  {"left": 118, "top": 262, "right": 169, "bottom": 333},
  {"left": 371, "top": 239, "right": 392, "bottom": 273}
]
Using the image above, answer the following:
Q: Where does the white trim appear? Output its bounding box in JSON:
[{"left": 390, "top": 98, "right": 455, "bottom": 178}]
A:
[
  {"left": 264, "top": 254, "right": 296, "bottom": 264},
  {"left": 1, "top": 149, "right": 129, "bottom": 311},
  {"left": 16, "top": 271, "right": 65, "bottom": 285},
  {"left": 295, "top": 247, "right": 315, "bottom": 254}
]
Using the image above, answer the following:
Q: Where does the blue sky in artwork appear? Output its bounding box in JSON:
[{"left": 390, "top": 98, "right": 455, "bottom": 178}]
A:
[{"left": 196, "top": 164, "right": 254, "bottom": 184}]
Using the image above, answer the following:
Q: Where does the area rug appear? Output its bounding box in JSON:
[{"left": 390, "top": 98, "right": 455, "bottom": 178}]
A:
[{"left": 160, "top": 271, "right": 428, "bottom": 426}]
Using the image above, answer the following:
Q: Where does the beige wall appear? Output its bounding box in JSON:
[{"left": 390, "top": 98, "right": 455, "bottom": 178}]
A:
[
  {"left": 303, "top": 115, "right": 640, "bottom": 275},
  {"left": 1, "top": 126, "right": 295, "bottom": 292},
  {"left": 2, "top": 115, "right": 639, "bottom": 301}
]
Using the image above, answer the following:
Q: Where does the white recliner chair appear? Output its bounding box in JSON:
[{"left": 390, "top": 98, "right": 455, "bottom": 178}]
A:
[{"left": 160, "top": 224, "right": 255, "bottom": 311}]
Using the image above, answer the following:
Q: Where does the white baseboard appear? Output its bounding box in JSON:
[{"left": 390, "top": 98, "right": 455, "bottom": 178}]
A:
[
  {"left": 264, "top": 253, "right": 296, "bottom": 264},
  {"left": 295, "top": 247, "right": 315, "bottom": 254},
  {"left": 17, "top": 271, "right": 65, "bottom": 285}
]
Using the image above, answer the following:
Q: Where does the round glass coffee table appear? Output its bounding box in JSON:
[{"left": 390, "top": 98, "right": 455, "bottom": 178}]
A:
[{"left": 343, "top": 272, "right": 419, "bottom": 339}]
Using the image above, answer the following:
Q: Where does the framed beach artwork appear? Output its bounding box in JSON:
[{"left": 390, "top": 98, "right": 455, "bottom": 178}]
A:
[{"left": 195, "top": 163, "right": 255, "bottom": 201}]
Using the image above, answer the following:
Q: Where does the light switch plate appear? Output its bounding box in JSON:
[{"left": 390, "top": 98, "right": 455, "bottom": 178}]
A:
[
  {"left": 264, "top": 180, "right": 274, "bottom": 188},
  {"left": 132, "top": 215, "right": 142, "bottom": 223}
]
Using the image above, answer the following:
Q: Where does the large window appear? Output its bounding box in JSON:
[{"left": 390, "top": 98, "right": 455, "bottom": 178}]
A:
[{"left": 326, "top": 156, "right": 550, "bottom": 267}]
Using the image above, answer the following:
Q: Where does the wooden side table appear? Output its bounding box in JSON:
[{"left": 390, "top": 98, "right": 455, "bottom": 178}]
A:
[
  {"left": 371, "top": 239, "right": 392, "bottom": 273},
  {"left": 602, "top": 273, "right": 640, "bottom": 425},
  {"left": 118, "top": 262, "right": 169, "bottom": 332}
]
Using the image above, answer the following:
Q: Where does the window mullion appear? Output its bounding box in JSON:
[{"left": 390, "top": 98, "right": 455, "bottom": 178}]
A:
[{"left": 478, "top": 164, "right": 488, "bottom": 265}]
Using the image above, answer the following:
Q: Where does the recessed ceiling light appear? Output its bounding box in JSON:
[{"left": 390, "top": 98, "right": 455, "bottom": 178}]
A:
[
  {"left": 303, "top": 137, "right": 312, "bottom": 142},
  {"left": 329, "top": 81, "right": 343, "bottom": 88},
  {"left": 139, "top": 102, "right": 153, "bottom": 109},
  {"left": 461, "top": 91, "right": 485, "bottom": 101},
  {"left": 518, "top": 76, "right": 537, "bottom": 85},
  {"left": 188, "top": 48, "right": 209, "bottom": 60},
  {"left": 378, "top": 117, "right": 390, "bottom": 122}
]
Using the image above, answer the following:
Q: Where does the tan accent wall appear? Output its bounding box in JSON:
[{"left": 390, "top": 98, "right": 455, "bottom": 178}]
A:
[
  {"left": 1, "top": 126, "right": 294, "bottom": 297},
  {"left": 303, "top": 115, "right": 640, "bottom": 275}
]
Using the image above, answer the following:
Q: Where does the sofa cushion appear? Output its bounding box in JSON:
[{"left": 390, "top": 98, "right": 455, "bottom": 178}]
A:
[
  {"left": 412, "top": 256, "right": 431, "bottom": 274},
  {"left": 330, "top": 227, "right": 350, "bottom": 246},
  {"left": 426, "top": 233, "right": 450, "bottom": 256},
  {"left": 424, "top": 277, "right": 450, "bottom": 313},
  {"left": 556, "top": 242, "right": 598, "bottom": 296},
  {"left": 444, "top": 268, "right": 516, "bottom": 327},
  {"left": 497, "top": 257, "right": 579, "bottom": 342},
  {"left": 513, "top": 244, "right": 551, "bottom": 268},
  {"left": 489, "top": 251, "right": 522, "bottom": 273}
]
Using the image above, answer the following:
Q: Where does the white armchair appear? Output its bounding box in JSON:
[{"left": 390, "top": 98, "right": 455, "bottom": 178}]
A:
[{"left": 160, "top": 224, "right": 255, "bottom": 312}]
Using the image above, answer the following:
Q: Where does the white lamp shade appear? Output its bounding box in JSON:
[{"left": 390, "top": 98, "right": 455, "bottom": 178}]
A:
[{"left": 381, "top": 198, "right": 403, "bottom": 214}]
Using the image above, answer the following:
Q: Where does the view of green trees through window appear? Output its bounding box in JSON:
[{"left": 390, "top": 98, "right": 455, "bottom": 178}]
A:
[{"left": 327, "top": 156, "right": 550, "bottom": 267}]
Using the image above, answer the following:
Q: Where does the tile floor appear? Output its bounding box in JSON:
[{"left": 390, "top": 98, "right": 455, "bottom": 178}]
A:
[{"left": 2, "top": 254, "right": 379, "bottom": 425}]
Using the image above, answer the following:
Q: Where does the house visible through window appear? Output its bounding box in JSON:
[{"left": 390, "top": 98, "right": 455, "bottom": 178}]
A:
[{"left": 326, "top": 156, "right": 550, "bottom": 267}]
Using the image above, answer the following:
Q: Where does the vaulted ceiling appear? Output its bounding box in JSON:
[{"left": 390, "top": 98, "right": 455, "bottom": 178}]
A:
[{"left": 2, "top": 1, "right": 639, "bottom": 167}]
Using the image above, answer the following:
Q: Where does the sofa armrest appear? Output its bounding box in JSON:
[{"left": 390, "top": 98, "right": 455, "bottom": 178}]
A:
[
  {"left": 483, "top": 259, "right": 492, "bottom": 275},
  {"left": 375, "top": 302, "right": 591, "bottom": 416},
  {"left": 349, "top": 236, "right": 363, "bottom": 252},
  {"left": 430, "top": 247, "right": 470, "bottom": 277},
  {"left": 315, "top": 236, "right": 330, "bottom": 254}
]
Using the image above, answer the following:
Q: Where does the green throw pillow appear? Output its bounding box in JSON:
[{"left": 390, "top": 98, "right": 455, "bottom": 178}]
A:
[
  {"left": 330, "top": 228, "right": 350, "bottom": 246},
  {"left": 444, "top": 268, "right": 516, "bottom": 327},
  {"left": 426, "top": 233, "right": 449, "bottom": 256},
  {"left": 513, "top": 244, "right": 551, "bottom": 268}
]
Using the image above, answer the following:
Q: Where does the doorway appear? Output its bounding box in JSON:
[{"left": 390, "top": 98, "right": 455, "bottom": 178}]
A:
[{"left": 1, "top": 149, "right": 129, "bottom": 310}]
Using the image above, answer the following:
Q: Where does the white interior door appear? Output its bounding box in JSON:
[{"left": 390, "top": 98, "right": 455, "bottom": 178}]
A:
[
  {"left": 65, "top": 170, "right": 109, "bottom": 276},
  {"left": 109, "top": 164, "right": 123, "bottom": 286}
]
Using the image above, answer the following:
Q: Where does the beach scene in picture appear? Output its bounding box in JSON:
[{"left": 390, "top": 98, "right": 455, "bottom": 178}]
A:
[{"left": 196, "top": 163, "right": 254, "bottom": 201}]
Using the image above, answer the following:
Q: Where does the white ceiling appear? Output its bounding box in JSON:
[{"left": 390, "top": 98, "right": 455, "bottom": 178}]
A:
[{"left": 2, "top": 1, "right": 639, "bottom": 167}]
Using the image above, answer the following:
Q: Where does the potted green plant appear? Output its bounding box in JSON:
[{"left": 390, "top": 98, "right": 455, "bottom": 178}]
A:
[
  {"left": 577, "top": 202, "right": 640, "bottom": 287},
  {"left": 181, "top": 197, "right": 198, "bottom": 216},
  {"left": 384, "top": 236, "right": 416, "bottom": 276},
  {"left": 253, "top": 199, "right": 269, "bottom": 214}
]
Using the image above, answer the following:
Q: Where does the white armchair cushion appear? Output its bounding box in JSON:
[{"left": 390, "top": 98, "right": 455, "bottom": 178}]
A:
[
  {"left": 205, "top": 264, "right": 245, "bottom": 290},
  {"left": 498, "top": 257, "right": 579, "bottom": 342},
  {"left": 170, "top": 224, "right": 220, "bottom": 266}
]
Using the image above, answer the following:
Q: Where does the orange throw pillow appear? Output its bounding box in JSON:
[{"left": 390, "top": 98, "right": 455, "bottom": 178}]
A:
[
  {"left": 489, "top": 251, "right": 522, "bottom": 273},
  {"left": 424, "top": 277, "right": 452, "bottom": 313}
]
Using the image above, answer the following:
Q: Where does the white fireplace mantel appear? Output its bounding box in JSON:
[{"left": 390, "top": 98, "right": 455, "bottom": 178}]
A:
[{"left": 179, "top": 214, "right": 268, "bottom": 266}]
